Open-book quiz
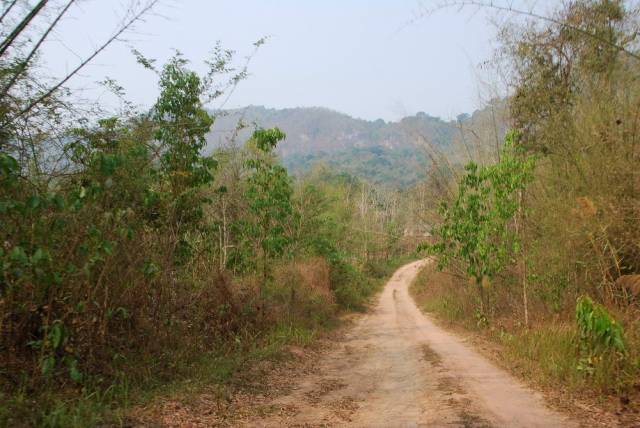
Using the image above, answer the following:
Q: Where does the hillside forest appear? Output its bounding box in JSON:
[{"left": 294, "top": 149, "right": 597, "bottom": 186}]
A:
[{"left": 1, "top": 0, "right": 640, "bottom": 426}]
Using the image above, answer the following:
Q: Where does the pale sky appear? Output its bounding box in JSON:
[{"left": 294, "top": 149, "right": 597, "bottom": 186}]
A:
[{"left": 38, "top": 0, "right": 544, "bottom": 121}]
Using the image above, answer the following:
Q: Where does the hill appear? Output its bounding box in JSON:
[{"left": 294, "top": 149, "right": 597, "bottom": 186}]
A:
[{"left": 206, "top": 105, "right": 506, "bottom": 187}]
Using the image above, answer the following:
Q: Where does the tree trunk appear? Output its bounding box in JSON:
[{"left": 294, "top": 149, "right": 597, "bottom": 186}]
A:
[
  {"left": 476, "top": 276, "right": 485, "bottom": 315},
  {"left": 518, "top": 188, "right": 529, "bottom": 328},
  {"left": 262, "top": 247, "right": 268, "bottom": 292}
]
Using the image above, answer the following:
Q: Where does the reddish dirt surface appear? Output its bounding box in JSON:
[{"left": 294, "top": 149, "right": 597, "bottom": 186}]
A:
[{"left": 239, "top": 260, "right": 576, "bottom": 427}]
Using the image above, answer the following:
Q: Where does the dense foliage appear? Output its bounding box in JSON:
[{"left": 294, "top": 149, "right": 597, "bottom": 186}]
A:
[
  {"left": 419, "top": 0, "right": 640, "bottom": 400},
  {"left": 0, "top": 6, "right": 414, "bottom": 424},
  {"left": 425, "top": 132, "right": 534, "bottom": 321}
]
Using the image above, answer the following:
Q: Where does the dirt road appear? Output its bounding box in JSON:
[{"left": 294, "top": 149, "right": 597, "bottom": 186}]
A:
[{"left": 248, "top": 260, "right": 575, "bottom": 427}]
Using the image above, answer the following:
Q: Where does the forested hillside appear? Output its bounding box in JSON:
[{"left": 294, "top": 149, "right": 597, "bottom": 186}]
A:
[{"left": 207, "top": 103, "right": 507, "bottom": 187}]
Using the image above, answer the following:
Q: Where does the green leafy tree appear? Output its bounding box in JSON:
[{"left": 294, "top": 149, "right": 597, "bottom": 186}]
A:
[
  {"left": 424, "top": 131, "right": 534, "bottom": 320},
  {"left": 154, "top": 54, "right": 216, "bottom": 194},
  {"left": 243, "top": 128, "right": 295, "bottom": 289},
  {"left": 151, "top": 54, "right": 218, "bottom": 262}
]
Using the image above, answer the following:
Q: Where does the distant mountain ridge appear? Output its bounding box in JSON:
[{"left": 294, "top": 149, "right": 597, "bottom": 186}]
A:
[{"left": 206, "top": 104, "right": 505, "bottom": 187}]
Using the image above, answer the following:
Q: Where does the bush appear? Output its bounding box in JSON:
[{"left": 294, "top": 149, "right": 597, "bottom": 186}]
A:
[
  {"left": 576, "top": 296, "right": 626, "bottom": 375},
  {"left": 268, "top": 258, "right": 335, "bottom": 325}
]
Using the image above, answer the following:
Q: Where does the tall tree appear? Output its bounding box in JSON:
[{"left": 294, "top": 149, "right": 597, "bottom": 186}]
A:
[{"left": 244, "top": 128, "right": 294, "bottom": 289}]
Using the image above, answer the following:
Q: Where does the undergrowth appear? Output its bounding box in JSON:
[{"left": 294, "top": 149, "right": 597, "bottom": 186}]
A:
[
  {"left": 410, "top": 263, "right": 640, "bottom": 410},
  {"left": 0, "top": 321, "right": 318, "bottom": 428},
  {"left": 0, "top": 257, "right": 408, "bottom": 427}
]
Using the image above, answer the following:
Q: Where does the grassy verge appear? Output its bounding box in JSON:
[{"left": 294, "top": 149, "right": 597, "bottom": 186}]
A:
[{"left": 409, "top": 263, "right": 640, "bottom": 422}]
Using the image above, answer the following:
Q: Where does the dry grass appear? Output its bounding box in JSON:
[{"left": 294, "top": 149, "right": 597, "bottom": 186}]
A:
[
  {"left": 410, "top": 263, "right": 640, "bottom": 425},
  {"left": 0, "top": 256, "right": 347, "bottom": 427}
]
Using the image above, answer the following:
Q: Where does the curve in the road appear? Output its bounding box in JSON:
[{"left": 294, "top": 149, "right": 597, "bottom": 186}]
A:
[{"left": 249, "top": 259, "right": 576, "bottom": 428}]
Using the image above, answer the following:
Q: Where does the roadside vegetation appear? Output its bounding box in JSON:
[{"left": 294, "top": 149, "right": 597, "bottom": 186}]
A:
[
  {"left": 4, "top": 0, "right": 640, "bottom": 426},
  {"left": 0, "top": 3, "right": 415, "bottom": 426},
  {"left": 413, "top": 0, "right": 640, "bottom": 418}
]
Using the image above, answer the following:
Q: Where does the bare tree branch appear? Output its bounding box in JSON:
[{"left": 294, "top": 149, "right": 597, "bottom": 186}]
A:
[
  {"left": 0, "top": 0, "right": 77, "bottom": 99},
  {"left": 0, "top": 0, "right": 49, "bottom": 58},
  {"left": 1, "top": 0, "right": 160, "bottom": 129},
  {"left": 418, "top": 0, "right": 640, "bottom": 62},
  {"left": 0, "top": 0, "right": 19, "bottom": 26}
]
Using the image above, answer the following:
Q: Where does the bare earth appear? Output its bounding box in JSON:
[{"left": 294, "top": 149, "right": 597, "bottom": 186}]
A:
[{"left": 244, "top": 260, "right": 577, "bottom": 427}]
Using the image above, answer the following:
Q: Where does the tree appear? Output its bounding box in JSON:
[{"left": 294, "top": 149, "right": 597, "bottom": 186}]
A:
[
  {"left": 424, "top": 131, "right": 534, "bottom": 321},
  {"left": 154, "top": 54, "right": 216, "bottom": 195},
  {"left": 243, "top": 128, "right": 294, "bottom": 289}
]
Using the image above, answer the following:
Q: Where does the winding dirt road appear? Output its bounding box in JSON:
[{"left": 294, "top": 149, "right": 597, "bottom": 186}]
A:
[{"left": 249, "top": 260, "right": 576, "bottom": 427}]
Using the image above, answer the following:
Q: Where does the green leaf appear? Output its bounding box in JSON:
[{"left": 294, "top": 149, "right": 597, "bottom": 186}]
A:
[
  {"left": 41, "top": 355, "right": 55, "bottom": 376},
  {"left": 102, "top": 240, "right": 113, "bottom": 255},
  {"left": 32, "top": 248, "right": 48, "bottom": 265},
  {"left": 0, "top": 153, "right": 19, "bottom": 174},
  {"left": 26, "top": 195, "right": 41, "bottom": 210},
  {"left": 10, "top": 246, "right": 28, "bottom": 265},
  {"left": 50, "top": 322, "right": 64, "bottom": 349},
  {"left": 68, "top": 359, "right": 83, "bottom": 383}
]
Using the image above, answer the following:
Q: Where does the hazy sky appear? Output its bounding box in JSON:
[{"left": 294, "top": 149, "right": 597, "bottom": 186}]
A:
[{"left": 41, "top": 0, "right": 518, "bottom": 121}]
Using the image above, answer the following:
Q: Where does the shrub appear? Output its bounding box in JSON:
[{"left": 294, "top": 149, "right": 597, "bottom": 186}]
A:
[{"left": 575, "top": 295, "right": 626, "bottom": 374}]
